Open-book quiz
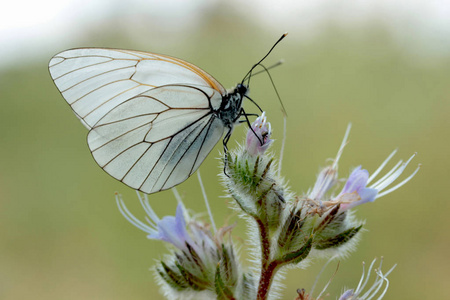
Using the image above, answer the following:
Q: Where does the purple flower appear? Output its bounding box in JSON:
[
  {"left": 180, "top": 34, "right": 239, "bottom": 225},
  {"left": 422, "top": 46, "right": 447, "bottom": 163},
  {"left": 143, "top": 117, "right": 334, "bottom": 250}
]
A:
[
  {"left": 308, "top": 257, "right": 395, "bottom": 300},
  {"left": 337, "top": 166, "right": 378, "bottom": 211},
  {"left": 337, "top": 150, "right": 420, "bottom": 211},
  {"left": 338, "top": 289, "right": 355, "bottom": 300},
  {"left": 116, "top": 191, "right": 193, "bottom": 251},
  {"left": 308, "top": 123, "right": 351, "bottom": 201},
  {"left": 116, "top": 191, "right": 220, "bottom": 256},
  {"left": 337, "top": 258, "right": 396, "bottom": 300},
  {"left": 246, "top": 112, "right": 273, "bottom": 156},
  {"left": 308, "top": 165, "right": 338, "bottom": 201},
  {"left": 307, "top": 125, "right": 420, "bottom": 213},
  {"left": 147, "top": 204, "right": 193, "bottom": 250}
]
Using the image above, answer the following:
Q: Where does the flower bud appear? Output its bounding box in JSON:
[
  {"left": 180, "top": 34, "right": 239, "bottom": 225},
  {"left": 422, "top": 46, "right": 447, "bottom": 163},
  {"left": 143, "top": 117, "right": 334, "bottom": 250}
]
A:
[
  {"left": 246, "top": 112, "right": 273, "bottom": 156},
  {"left": 224, "top": 112, "right": 286, "bottom": 230}
]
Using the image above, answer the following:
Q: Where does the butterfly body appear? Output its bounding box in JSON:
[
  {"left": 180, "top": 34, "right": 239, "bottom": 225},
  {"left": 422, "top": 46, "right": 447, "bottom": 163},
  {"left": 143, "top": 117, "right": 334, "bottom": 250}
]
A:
[{"left": 217, "top": 84, "right": 248, "bottom": 127}]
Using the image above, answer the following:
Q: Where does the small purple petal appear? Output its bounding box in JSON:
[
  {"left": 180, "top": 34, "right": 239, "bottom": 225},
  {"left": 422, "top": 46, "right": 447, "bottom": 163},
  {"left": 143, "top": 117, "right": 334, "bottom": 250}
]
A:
[
  {"left": 359, "top": 187, "right": 378, "bottom": 203},
  {"left": 340, "top": 187, "right": 378, "bottom": 211},
  {"left": 147, "top": 204, "right": 191, "bottom": 250},
  {"left": 309, "top": 166, "right": 338, "bottom": 200},
  {"left": 246, "top": 112, "right": 273, "bottom": 156},
  {"left": 338, "top": 167, "right": 380, "bottom": 211},
  {"left": 341, "top": 166, "right": 370, "bottom": 195},
  {"left": 339, "top": 289, "right": 355, "bottom": 300}
]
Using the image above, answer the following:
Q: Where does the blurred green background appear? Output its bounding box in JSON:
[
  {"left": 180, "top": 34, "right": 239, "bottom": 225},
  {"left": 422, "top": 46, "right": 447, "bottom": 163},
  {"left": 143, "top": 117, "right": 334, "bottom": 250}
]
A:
[{"left": 1, "top": 1, "right": 449, "bottom": 299}]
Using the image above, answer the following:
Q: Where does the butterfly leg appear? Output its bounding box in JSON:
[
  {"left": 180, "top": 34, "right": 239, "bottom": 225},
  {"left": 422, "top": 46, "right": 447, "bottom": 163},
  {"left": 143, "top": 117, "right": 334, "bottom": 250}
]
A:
[
  {"left": 240, "top": 109, "right": 264, "bottom": 146},
  {"left": 239, "top": 113, "right": 259, "bottom": 119},
  {"left": 222, "top": 125, "right": 233, "bottom": 178}
]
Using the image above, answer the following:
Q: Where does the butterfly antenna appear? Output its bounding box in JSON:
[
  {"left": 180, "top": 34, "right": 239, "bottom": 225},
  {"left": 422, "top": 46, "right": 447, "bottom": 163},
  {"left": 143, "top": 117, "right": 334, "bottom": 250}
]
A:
[
  {"left": 255, "top": 62, "right": 288, "bottom": 117},
  {"left": 251, "top": 59, "right": 284, "bottom": 77},
  {"left": 241, "top": 33, "right": 288, "bottom": 85}
]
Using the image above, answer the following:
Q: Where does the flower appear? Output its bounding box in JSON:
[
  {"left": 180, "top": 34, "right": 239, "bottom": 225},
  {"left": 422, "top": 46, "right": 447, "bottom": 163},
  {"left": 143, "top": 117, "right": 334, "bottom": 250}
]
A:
[
  {"left": 147, "top": 204, "right": 192, "bottom": 250},
  {"left": 337, "top": 150, "right": 420, "bottom": 211},
  {"left": 116, "top": 191, "right": 214, "bottom": 254},
  {"left": 306, "top": 125, "right": 420, "bottom": 214},
  {"left": 116, "top": 191, "right": 191, "bottom": 250},
  {"left": 300, "top": 257, "right": 395, "bottom": 300},
  {"left": 307, "top": 123, "right": 351, "bottom": 202},
  {"left": 116, "top": 191, "right": 243, "bottom": 298},
  {"left": 246, "top": 111, "right": 273, "bottom": 156},
  {"left": 338, "top": 258, "right": 396, "bottom": 300},
  {"left": 298, "top": 125, "right": 420, "bottom": 257}
]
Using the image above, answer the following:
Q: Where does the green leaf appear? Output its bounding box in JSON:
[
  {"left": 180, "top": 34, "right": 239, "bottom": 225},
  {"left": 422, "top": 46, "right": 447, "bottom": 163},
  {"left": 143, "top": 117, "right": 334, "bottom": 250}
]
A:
[
  {"left": 277, "top": 236, "right": 313, "bottom": 265},
  {"left": 314, "top": 204, "right": 340, "bottom": 233},
  {"left": 185, "top": 243, "right": 207, "bottom": 276},
  {"left": 230, "top": 191, "right": 257, "bottom": 217},
  {"left": 252, "top": 156, "right": 261, "bottom": 187},
  {"left": 159, "top": 261, "right": 188, "bottom": 290},
  {"left": 215, "top": 263, "right": 236, "bottom": 300},
  {"left": 175, "top": 261, "right": 210, "bottom": 291},
  {"left": 315, "top": 225, "right": 363, "bottom": 250},
  {"left": 220, "top": 244, "right": 236, "bottom": 284},
  {"left": 277, "top": 206, "right": 304, "bottom": 250}
]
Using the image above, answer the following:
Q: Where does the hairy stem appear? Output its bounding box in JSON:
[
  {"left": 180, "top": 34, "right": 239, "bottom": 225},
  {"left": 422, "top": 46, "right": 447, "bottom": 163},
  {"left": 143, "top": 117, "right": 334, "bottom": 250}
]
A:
[
  {"left": 256, "top": 217, "right": 277, "bottom": 300},
  {"left": 257, "top": 218, "right": 270, "bottom": 266},
  {"left": 256, "top": 260, "right": 279, "bottom": 300}
]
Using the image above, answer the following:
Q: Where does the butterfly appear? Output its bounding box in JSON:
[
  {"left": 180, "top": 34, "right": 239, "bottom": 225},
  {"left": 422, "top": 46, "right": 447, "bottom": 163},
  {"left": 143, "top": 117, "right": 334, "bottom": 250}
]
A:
[{"left": 49, "top": 34, "right": 286, "bottom": 194}]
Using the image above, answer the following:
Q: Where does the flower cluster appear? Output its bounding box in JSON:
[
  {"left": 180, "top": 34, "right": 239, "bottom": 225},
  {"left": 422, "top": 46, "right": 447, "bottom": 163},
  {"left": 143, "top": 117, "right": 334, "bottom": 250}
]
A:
[
  {"left": 117, "top": 113, "right": 419, "bottom": 300},
  {"left": 116, "top": 192, "right": 247, "bottom": 299}
]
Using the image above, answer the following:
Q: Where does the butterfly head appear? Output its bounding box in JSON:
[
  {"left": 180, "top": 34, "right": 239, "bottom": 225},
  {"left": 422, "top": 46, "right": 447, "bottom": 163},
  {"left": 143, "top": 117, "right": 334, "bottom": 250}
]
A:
[{"left": 235, "top": 83, "right": 249, "bottom": 97}]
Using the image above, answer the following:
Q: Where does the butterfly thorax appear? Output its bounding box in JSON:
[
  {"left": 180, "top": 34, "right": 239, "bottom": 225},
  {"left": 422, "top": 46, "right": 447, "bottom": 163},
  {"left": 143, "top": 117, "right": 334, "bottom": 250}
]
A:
[{"left": 217, "top": 84, "right": 248, "bottom": 127}]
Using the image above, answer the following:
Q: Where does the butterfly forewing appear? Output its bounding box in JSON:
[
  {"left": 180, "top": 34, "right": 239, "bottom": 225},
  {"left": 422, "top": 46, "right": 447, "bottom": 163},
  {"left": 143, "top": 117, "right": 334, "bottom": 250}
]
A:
[{"left": 49, "top": 48, "right": 226, "bottom": 129}]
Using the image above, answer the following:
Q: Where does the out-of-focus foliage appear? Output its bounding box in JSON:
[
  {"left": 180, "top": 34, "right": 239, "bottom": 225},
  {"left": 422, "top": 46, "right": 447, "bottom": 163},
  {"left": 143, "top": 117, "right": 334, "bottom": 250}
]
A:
[{"left": 0, "top": 7, "right": 449, "bottom": 300}]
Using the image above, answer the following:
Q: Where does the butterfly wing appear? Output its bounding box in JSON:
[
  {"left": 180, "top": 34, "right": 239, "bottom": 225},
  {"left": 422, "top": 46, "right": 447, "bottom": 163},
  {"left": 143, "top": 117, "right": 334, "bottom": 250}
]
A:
[
  {"left": 49, "top": 48, "right": 226, "bottom": 129},
  {"left": 49, "top": 48, "right": 228, "bottom": 193},
  {"left": 87, "top": 84, "right": 225, "bottom": 193}
]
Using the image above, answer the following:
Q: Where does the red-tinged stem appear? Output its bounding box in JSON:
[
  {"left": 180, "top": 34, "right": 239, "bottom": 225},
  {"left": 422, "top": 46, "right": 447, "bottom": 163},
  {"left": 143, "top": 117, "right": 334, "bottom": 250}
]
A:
[
  {"left": 257, "top": 260, "right": 279, "bottom": 300},
  {"left": 256, "top": 218, "right": 279, "bottom": 300}
]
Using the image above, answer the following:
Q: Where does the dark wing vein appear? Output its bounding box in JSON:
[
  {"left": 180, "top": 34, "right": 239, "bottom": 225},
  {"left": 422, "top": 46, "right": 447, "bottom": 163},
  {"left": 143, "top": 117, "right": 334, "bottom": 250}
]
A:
[
  {"left": 119, "top": 143, "right": 153, "bottom": 181},
  {"left": 188, "top": 117, "right": 215, "bottom": 176},
  {"left": 90, "top": 118, "right": 154, "bottom": 153},
  {"left": 80, "top": 84, "right": 149, "bottom": 119},
  {"left": 161, "top": 116, "right": 216, "bottom": 189},
  {"left": 138, "top": 113, "right": 213, "bottom": 190}
]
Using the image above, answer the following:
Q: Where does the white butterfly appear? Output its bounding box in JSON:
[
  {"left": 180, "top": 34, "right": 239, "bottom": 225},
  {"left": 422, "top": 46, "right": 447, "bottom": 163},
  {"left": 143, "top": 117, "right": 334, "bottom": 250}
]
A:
[{"left": 49, "top": 35, "right": 285, "bottom": 194}]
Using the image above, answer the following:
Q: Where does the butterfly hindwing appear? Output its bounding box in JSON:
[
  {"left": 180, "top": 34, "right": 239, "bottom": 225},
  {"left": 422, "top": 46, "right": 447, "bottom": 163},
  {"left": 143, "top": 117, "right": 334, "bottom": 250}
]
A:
[{"left": 87, "top": 85, "right": 225, "bottom": 193}]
